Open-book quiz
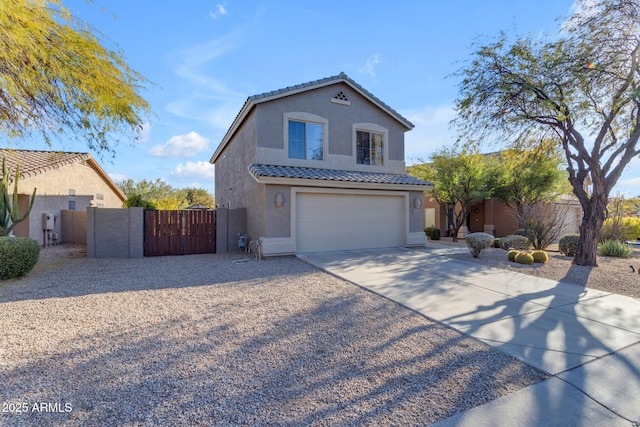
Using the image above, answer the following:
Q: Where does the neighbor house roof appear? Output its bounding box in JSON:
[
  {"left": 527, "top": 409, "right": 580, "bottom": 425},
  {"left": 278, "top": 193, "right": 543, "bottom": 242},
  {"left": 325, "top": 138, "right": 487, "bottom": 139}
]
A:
[
  {"left": 210, "top": 72, "right": 414, "bottom": 164},
  {"left": 0, "top": 148, "right": 126, "bottom": 201},
  {"left": 248, "top": 164, "right": 433, "bottom": 191}
]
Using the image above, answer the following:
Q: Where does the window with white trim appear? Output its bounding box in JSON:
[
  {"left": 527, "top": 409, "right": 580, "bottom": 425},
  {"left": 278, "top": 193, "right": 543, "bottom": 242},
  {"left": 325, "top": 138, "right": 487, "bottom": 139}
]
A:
[
  {"left": 288, "top": 120, "right": 324, "bottom": 160},
  {"left": 356, "top": 130, "right": 384, "bottom": 165}
]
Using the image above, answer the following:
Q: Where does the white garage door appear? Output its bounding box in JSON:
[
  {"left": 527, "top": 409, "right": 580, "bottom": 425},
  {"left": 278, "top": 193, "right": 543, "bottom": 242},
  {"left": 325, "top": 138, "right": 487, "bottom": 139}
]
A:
[{"left": 296, "top": 193, "right": 405, "bottom": 253}]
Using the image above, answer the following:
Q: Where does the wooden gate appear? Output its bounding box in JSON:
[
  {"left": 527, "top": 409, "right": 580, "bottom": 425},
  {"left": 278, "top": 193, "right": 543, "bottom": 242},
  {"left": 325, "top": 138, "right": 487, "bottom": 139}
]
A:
[{"left": 144, "top": 210, "right": 215, "bottom": 256}]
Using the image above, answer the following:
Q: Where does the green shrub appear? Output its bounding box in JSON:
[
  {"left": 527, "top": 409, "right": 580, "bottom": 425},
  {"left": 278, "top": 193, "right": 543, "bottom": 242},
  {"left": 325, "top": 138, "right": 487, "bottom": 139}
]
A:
[
  {"left": 500, "top": 235, "right": 531, "bottom": 250},
  {"left": 531, "top": 250, "right": 549, "bottom": 264},
  {"left": 424, "top": 227, "right": 440, "bottom": 241},
  {"left": 598, "top": 239, "right": 633, "bottom": 258},
  {"left": 492, "top": 238, "right": 501, "bottom": 248},
  {"left": 507, "top": 249, "right": 520, "bottom": 262},
  {"left": 514, "top": 251, "right": 534, "bottom": 265},
  {"left": 513, "top": 229, "right": 531, "bottom": 238},
  {"left": 465, "top": 232, "right": 495, "bottom": 257},
  {"left": 559, "top": 234, "right": 580, "bottom": 257},
  {"left": 0, "top": 237, "right": 40, "bottom": 280},
  {"left": 622, "top": 217, "right": 640, "bottom": 240}
]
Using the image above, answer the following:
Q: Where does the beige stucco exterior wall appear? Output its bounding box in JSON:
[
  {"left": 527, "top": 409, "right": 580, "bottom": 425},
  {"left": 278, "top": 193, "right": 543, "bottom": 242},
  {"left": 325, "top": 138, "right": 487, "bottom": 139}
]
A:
[
  {"left": 6, "top": 161, "right": 124, "bottom": 245},
  {"left": 255, "top": 82, "right": 408, "bottom": 174},
  {"left": 214, "top": 110, "right": 263, "bottom": 240},
  {"left": 10, "top": 162, "right": 123, "bottom": 208}
]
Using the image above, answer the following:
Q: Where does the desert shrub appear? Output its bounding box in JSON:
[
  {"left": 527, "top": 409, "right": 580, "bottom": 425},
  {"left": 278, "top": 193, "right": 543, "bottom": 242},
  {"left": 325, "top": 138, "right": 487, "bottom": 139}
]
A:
[
  {"left": 492, "top": 238, "right": 502, "bottom": 248},
  {"left": 598, "top": 240, "right": 633, "bottom": 258},
  {"left": 500, "top": 234, "right": 531, "bottom": 250},
  {"left": 509, "top": 201, "right": 567, "bottom": 250},
  {"left": 514, "top": 251, "right": 534, "bottom": 265},
  {"left": 513, "top": 229, "right": 531, "bottom": 238},
  {"left": 424, "top": 227, "right": 440, "bottom": 241},
  {"left": 622, "top": 217, "right": 640, "bottom": 240},
  {"left": 507, "top": 249, "right": 520, "bottom": 262},
  {"left": 0, "top": 237, "right": 40, "bottom": 280},
  {"left": 465, "top": 232, "right": 495, "bottom": 257},
  {"left": 600, "top": 217, "right": 630, "bottom": 242},
  {"left": 559, "top": 234, "right": 580, "bottom": 257},
  {"left": 531, "top": 250, "right": 549, "bottom": 264}
]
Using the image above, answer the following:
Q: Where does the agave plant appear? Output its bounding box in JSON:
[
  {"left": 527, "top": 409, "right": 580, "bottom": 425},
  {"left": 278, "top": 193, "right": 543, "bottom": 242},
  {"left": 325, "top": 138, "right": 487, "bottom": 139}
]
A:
[
  {"left": 0, "top": 157, "right": 36, "bottom": 236},
  {"left": 598, "top": 239, "right": 633, "bottom": 258}
]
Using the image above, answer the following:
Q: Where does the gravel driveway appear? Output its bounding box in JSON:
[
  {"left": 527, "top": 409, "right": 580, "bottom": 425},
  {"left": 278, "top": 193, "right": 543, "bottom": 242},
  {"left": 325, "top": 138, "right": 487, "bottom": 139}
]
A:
[{"left": 0, "top": 247, "right": 546, "bottom": 426}]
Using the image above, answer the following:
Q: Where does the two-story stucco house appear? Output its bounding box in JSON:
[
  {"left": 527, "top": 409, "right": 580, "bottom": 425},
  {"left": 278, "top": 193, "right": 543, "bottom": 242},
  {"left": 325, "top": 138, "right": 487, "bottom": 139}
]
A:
[{"left": 210, "top": 73, "right": 432, "bottom": 255}]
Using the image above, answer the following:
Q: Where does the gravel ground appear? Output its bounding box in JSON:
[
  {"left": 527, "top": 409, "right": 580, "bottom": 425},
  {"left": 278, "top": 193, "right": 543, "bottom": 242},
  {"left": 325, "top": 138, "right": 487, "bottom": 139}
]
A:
[
  {"left": 0, "top": 246, "right": 547, "bottom": 426},
  {"left": 445, "top": 243, "right": 640, "bottom": 299}
]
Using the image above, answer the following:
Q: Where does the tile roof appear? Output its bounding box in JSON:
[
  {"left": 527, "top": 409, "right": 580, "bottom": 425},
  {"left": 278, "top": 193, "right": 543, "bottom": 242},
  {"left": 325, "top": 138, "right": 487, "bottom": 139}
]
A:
[
  {"left": 211, "top": 72, "right": 414, "bottom": 164},
  {"left": 248, "top": 72, "right": 413, "bottom": 128},
  {"left": 0, "top": 149, "right": 91, "bottom": 181},
  {"left": 0, "top": 148, "right": 126, "bottom": 201},
  {"left": 248, "top": 164, "right": 432, "bottom": 187}
]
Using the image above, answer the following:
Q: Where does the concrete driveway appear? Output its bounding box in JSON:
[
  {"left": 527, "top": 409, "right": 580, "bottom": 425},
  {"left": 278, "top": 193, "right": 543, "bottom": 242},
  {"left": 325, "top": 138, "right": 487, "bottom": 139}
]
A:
[{"left": 299, "top": 246, "right": 640, "bottom": 426}]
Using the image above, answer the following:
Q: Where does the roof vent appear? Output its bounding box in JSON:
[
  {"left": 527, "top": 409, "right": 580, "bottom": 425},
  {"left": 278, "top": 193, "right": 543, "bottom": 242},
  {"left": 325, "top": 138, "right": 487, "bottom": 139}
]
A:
[{"left": 331, "top": 91, "right": 351, "bottom": 106}]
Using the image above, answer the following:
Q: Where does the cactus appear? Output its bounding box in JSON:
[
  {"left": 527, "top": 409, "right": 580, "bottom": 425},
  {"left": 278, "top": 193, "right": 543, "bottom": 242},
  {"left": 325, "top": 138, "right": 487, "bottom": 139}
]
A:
[
  {"left": 507, "top": 249, "right": 520, "bottom": 262},
  {"left": 514, "top": 252, "right": 535, "bottom": 265},
  {"left": 531, "top": 250, "right": 549, "bottom": 263},
  {"left": 0, "top": 157, "right": 36, "bottom": 236}
]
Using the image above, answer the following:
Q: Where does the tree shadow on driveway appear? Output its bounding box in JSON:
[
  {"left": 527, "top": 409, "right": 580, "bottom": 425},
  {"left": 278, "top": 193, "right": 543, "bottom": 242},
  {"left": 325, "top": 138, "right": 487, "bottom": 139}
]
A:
[
  {"left": 0, "top": 257, "right": 546, "bottom": 426},
  {"left": 441, "top": 265, "right": 640, "bottom": 424}
]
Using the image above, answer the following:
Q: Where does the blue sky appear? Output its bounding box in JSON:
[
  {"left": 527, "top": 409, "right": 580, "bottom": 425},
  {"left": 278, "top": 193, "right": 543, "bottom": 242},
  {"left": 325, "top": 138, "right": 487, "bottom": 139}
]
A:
[{"left": 23, "top": 1, "right": 640, "bottom": 196}]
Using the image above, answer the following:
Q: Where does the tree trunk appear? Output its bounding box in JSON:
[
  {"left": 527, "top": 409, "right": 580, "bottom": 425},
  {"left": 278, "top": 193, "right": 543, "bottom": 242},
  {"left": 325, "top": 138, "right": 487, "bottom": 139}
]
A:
[
  {"left": 451, "top": 225, "right": 460, "bottom": 242},
  {"left": 573, "top": 192, "right": 607, "bottom": 266}
]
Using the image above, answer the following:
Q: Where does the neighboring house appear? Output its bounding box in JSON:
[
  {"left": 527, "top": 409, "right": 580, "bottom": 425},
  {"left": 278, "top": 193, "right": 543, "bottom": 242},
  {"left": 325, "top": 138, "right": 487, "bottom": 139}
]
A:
[
  {"left": 0, "top": 148, "right": 126, "bottom": 245},
  {"left": 424, "top": 195, "right": 582, "bottom": 238},
  {"left": 210, "top": 72, "right": 433, "bottom": 255}
]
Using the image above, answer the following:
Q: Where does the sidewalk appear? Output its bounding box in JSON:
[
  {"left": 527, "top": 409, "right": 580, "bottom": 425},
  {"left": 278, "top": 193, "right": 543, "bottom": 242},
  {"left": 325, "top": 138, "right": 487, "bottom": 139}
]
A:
[{"left": 298, "top": 246, "right": 640, "bottom": 426}]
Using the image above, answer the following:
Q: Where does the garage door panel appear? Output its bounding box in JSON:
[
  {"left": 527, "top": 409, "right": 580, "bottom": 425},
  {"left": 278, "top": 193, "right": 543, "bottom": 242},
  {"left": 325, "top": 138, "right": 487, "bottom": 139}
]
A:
[{"left": 296, "top": 193, "right": 404, "bottom": 253}]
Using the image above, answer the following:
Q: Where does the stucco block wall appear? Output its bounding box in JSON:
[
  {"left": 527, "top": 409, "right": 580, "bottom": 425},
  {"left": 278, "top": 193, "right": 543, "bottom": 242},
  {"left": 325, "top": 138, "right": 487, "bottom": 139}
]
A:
[
  {"left": 87, "top": 207, "right": 143, "bottom": 258},
  {"left": 60, "top": 210, "right": 87, "bottom": 245}
]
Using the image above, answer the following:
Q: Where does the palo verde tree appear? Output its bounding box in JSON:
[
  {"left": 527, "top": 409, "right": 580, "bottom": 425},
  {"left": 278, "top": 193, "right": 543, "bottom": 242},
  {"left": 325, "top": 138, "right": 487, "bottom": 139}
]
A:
[
  {"left": 453, "top": 0, "right": 640, "bottom": 266},
  {"left": 485, "top": 143, "right": 570, "bottom": 250},
  {"left": 487, "top": 141, "right": 569, "bottom": 211},
  {"left": 409, "top": 147, "right": 489, "bottom": 242},
  {"left": 0, "top": 0, "right": 151, "bottom": 155}
]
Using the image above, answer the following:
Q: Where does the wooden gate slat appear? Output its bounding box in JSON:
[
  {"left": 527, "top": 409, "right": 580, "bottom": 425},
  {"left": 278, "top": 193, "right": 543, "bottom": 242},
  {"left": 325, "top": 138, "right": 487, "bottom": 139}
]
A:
[{"left": 144, "top": 209, "right": 215, "bottom": 257}]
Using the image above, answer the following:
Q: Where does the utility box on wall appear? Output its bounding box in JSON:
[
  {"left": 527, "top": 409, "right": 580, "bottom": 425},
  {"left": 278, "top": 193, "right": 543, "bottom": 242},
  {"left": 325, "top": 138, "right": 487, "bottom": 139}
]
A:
[{"left": 42, "top": 213, "right": 54, "bottom": 230}]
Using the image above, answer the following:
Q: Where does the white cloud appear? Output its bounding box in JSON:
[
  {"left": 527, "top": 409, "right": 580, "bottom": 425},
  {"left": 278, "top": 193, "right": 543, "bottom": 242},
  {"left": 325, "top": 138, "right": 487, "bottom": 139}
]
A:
[
  {"left": 210, "top": 4, "right": 228, "bottom": 20},
  {"left": 172, "top": 161, "right": 215, "bottom": 180},
  {"left": 149, "top": 132, "right": 210, "bottom": 158},
  {"left": 402, "top": 105, "right": 458, "bottom": 164},
  {"left": 360, "top": 54, "right": 381, "bottom": 78},
  {"left": 136, "top": 122, "right": 152, "bottom": 143}
]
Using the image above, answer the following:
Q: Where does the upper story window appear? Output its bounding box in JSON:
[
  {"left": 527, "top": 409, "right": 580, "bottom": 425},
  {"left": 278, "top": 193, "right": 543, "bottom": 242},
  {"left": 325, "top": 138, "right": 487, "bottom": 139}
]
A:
[
  {"left": 356, "top": 130, "right": 384, "bottom": 166},
  {"left": 288, "top": 120, "right": 323, "bottom": 160},
  {"left": 284, "top": 112, "right": 327, "bottom": 161}
]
